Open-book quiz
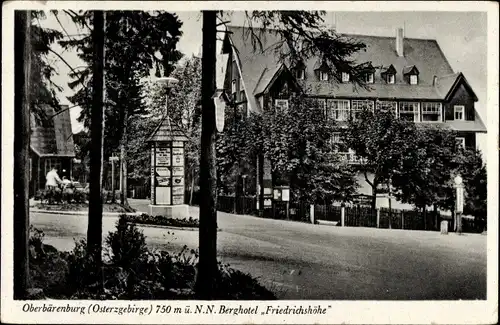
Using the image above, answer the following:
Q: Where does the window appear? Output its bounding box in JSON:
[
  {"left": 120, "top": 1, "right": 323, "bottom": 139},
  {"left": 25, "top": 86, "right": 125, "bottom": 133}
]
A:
[
  {"left": 421, "top": 102, "right": 442, "bottom": 122},
  {"left": 376, "top": 101, "right": 398, "bottom": 116},
  {"left": 387, "top": 74, "right": 395, "bottom": 84},
  {"left": 399, "top": 102, "right": 420, "bottom": 122},
  {"left": 330, "top": 132, "right": 349, "bottom": 155},
  {"left": 365, "top": 73, "right": 374, "bottom": 84},
  {"left": 274, "top": 99, "right": 289, "bottom": 112},
  {"left": 456, "top": 137, "right": 466, "bottom": 150},
  {"left": 331, "top": 132, "right": 342, "bottom": 144},
  {"left": 327, "top": 99, "right": 350, "bottom": 121},
  {"left": 231, "top": 79, "right": 236, "bottom": 94},
  {"left": 320, "top": 71, "right": 329, "bottom": 81},
  {"left": 351, "top": 100, "right": 374, "bottom": 120},
  {"left": 44, "top": 158, "right": 61, "bottom": 176},
  {"left": 341, "top": 72, "right": 350, "bottom": 83},
  {"left": 296, "top": 69, "right": 305, "bottom": 80},
  {"left": 454, "top": 105, "right": 465, "bottom": 120},
  {"left": 410, "top": 74, "right": 418, "bottom": 85}
]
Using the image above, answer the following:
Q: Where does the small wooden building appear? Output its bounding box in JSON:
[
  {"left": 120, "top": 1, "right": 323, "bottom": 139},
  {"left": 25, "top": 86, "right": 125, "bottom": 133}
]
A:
[{"left": 29, "top": 105, "right": 76, "bottom": 196}]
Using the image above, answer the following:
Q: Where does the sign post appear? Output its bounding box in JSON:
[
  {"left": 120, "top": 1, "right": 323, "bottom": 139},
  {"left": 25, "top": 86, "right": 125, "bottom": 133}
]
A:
[
  {"left": 454, "top": 175, "right": 464, "bottom": 234},
  {"left": 213, "top": 90, "right": 228, "bottom": 133},
  {"left": 273, "top": 186, "right": 290, "bottom": 220},
  {"left": 109, "top": 156, "right": 119, "bottom": 202}
]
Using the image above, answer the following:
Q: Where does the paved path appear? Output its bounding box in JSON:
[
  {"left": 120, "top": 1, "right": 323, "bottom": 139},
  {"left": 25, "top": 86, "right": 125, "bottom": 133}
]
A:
[{"left": 30, "top": 199, "right": 486, "bottom": 300}]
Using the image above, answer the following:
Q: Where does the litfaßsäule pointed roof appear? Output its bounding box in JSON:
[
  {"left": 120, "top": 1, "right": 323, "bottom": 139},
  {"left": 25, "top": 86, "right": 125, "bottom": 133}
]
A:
[{"left": 147, "top": 116, "right": 188, "bottom": 142}]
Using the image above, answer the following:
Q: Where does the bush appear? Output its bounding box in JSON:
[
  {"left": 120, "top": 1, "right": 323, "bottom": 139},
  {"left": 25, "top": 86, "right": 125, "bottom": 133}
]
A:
[
  {"left": 63, "top": 239, "right": 101, "bottom": 293},
  {"left": 105, "top": 216, "right": 148, "bottom": 268},
  {"left": 28, "top": 219, "right": 275, "bottom": 300}
]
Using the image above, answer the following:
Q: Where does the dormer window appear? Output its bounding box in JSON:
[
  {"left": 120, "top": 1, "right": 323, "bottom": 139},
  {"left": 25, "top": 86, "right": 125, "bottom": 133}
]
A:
[
  {"left": 365, "top": 73, "right": 374, "bottom": 84},
  {"left": 381, "top": 64, "right": 397, "bottom": 85},
  {"left": 296, "top": 68, "right": 306, "bottom": 80},
  {"left": 231, "top": 79, "right": 237, "bottom": 94},
  {"left": 341, "top": 72, "right": 350, "bottom": 83},
  {"left": 403, "top": 65, "right": 420, "bottom": 85},
  {"left": 314, "top": 58, "right": 330, "bottom": 82},
  {"left": 292, "top": 60, "right": 306, "bottom": 80}
]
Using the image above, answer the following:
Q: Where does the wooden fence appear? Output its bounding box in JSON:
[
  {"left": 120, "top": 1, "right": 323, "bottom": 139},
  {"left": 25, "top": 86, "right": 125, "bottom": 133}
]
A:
[{"left": 184, "top": 193, "right": 484, "bottom": 234}]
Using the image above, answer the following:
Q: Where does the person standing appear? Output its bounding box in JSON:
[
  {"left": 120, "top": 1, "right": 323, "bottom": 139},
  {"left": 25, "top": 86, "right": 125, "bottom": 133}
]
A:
[{"left": 45, "top": 167, "right": 62, "bottom": 204}]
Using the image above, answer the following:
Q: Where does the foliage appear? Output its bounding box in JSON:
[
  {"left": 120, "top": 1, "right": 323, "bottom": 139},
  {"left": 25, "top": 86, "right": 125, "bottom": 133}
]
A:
[
  {"left": 392, "top": 125, "right": 459, "bottom": 210},
  {"left": 27, "top": 225, "right": 275, "bottom": 300},
  {"left": 64, "top": 239, "right": 100, "bottom": 293},
  {"left": 137, "top": 56, "right": 202, "bottom": 186},
  {"left": 450, "top": 148, "right": 487, "bottom": 220},
  {"left": 29, "top": 11, "right": 65, "bottom": 123},
  {"left": 218, "top": 93, "right": 357, "bottom": 204},
  {"left": 105, "top": 216, "right": 148, "bottom": 268},
  {"left": 344, "top": 109, "right": 419, "bottom": 208},
  {"left": 239, "top": 11, "right": 369, "bottom": 88},
  {"left": 60, "top": 10, "right": 184, "bottom": 156},
  {"left": 216, "top": 105, "right": 257, "bottom": 195},
  {"left": 123, "top": 214, "right": 200, "bottom": 228}
]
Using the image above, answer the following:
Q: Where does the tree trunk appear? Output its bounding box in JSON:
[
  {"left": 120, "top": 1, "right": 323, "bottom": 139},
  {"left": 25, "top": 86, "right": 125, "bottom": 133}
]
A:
[
  {"left": 120, "top": 136, "right": 128, "bottom": 205},
  {"left": 14, "top": 10, "right": 31, "bottom": 299},
  {"left": 433, "top": 204, "right": 438, "bottom": 230},
  {"left": 371, "top": 183, "right": 378, "bottom": 212},
  {"left": 189, "top": 168, "right": 195, "bottom": 205},
  {"left": 87, "top": 10, "right": 105, "bottom": 267},
  {"left": 423, "top": 206, "right": 427, "bottom": 230},
  {"left": 195, "top": 10, "right": 218, "bottom": 299}
]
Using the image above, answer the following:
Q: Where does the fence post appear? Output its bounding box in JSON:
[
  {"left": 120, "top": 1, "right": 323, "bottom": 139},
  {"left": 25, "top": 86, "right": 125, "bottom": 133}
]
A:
[
  {"left": 341, "top": 206, "right": 345, "bottom": 227},
  {"left": 401, "top": 211, "right": 405, "bottom": 230},
  {"left": 376, "top": 209, "right": 380, "bottom": 228},
  {"left": 310, "top": 204, "right": 315, "bottom": 224}
]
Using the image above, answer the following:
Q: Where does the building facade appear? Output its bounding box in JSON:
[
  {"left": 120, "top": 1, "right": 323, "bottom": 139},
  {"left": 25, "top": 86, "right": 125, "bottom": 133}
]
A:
[{"left": 219, "top": 26, "right": 486, "bottom": 205}]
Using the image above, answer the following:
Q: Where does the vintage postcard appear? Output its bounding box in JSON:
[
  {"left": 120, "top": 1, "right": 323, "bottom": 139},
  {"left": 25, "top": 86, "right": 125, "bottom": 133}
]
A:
[{"left": 1, "top": 1, "right": 498, "bottom": 324}]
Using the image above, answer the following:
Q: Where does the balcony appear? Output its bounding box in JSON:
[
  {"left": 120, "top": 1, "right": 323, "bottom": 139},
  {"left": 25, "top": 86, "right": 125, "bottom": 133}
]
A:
[{"left": 338, "top": 152, "right": 365, "bottom": 165}]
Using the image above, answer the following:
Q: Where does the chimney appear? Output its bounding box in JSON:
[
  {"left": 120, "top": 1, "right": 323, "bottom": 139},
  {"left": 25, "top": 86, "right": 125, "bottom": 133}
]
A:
[
  {"left": 433, "top": 76, "right": 438, "bottom": 86},
  {"left": 396, "top": 28, "right": 404, "bottom": 57}
]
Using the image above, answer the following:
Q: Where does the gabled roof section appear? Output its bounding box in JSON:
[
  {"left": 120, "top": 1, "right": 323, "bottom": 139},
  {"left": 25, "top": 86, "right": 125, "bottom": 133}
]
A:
[
  {"left": 147, "top": 117, "right": 188, "bottom": 142},
  {"left": 381, "top": 64, "right": 397, "bottom": 75},
  {"left": 435, "top": 72, "right": 479, "bottom": 102},
  {"left": 402, "top": 65, "right": 419, "bottom": 75},
  {"left": 253, "top": 63, "right": 301, "bottom": 96},
  {"left": 30, "top": 105, "right": 75, "bottom": 157},
  {"left": 313, "top": 58, "right": 330, "bottom": 71}
]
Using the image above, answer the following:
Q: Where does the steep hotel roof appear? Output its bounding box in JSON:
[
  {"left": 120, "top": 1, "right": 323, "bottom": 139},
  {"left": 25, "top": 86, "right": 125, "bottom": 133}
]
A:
[{"left": 225, "top": 26, "right": 464, "bottom": 103}]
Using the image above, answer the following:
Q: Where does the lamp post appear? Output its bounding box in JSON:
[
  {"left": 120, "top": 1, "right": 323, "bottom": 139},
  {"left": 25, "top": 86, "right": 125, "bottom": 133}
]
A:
[
  {"left": 156, "top": 77, "right": 179, "bottom": 116},
  {"left": 454, "top": 174, "right": 464, "bottom": 234}
]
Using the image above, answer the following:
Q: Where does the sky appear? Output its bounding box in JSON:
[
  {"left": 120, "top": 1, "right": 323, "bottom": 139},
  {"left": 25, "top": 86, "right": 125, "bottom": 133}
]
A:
[{"left": 40, "top": 10, "right": 488, "bottom": 150}]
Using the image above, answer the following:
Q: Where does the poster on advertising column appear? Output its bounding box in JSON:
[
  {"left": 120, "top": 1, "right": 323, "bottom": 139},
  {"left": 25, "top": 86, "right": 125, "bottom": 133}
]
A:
[
  {"left": 156, "top": 146, "right": 171, "bottom": 166},
  {"left": 155, "top": 167, "right": 171, "bottom": 186},
  {"left": 172, "top": 148, "right": 184, "bottom": 166},
  {"left": 172, "top": 166, "right": 184, "bottom": 176}
]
